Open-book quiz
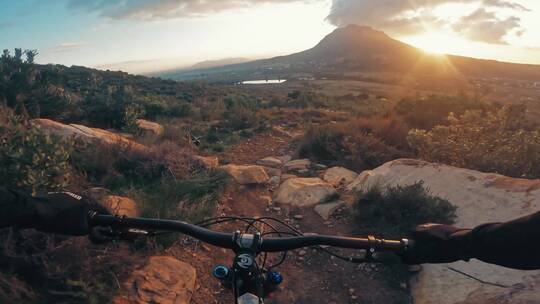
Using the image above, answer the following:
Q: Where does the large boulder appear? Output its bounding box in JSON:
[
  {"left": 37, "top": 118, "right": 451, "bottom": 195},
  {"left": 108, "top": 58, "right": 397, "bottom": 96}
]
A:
[
  {"left": 221, "top": 164, "right": 269, "bottom": 185},
  {"left": 351, "top": 159, "right": 540, "bottom": 304},
  {"left": 100, "top": 195, "right": 140, "bottom": 217},
  {"left": 33, "top": 118, "right": 148, "bottom": 153},
  {"left": 323, "top": 166, "right": 358, "bottom": 187},
  {"left": 262, "top": 166, "right": 282, "bottom": 178},
  {"left": 314, "top": 200, "right": 346, "bottom": 220},
  {"left": 116, "top": 256, "right": 196, "bottom": 304},
  {"left": 457, "top": 276, "right": 540, "bottom": 304},
  {"left": 84, "top": 188, "right": 140, "bottom": 217},
  {"left": 136, "top": 119, "right": 164, "bottom": 137},
  {"left": 274, "top": 178, "right": 337, "bottom": 207}
]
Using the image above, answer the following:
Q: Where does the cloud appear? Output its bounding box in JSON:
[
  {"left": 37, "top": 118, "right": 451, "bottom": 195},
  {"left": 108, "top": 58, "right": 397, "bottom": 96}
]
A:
[
  {"left": 67, "top": 0, "right": 311, "bottom": 20},
  {"left": 52, "top": 42, "right": 87, "bottom": 53},
  {"left": 453, "top": 8, "right": 521, "bottom": 44},
  {"left": 326, "top": 0, "right": 527, "bottom": 44},
  {"left": 483, "top": 0, "right": 529, "bottom": 11}
]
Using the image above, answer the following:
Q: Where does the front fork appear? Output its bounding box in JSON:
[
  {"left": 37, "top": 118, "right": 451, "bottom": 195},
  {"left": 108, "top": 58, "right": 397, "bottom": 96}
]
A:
[
  {"left": 212, "top": 231, "right": 283, "bottom": 302},
  {"left": 212, "top": 263, "right": 283, "bottom": 299}
]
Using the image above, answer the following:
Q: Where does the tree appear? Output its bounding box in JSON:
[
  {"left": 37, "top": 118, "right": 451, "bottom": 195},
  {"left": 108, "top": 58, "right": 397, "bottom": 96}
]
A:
[{"left": 0, "top": 48, "right": 69, "bottom": 118}]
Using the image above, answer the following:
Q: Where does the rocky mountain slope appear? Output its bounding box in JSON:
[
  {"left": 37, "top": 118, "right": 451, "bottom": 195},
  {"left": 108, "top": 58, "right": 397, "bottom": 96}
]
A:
[{"left": 162, "top": 25, "right": 540, "bottom": 82}]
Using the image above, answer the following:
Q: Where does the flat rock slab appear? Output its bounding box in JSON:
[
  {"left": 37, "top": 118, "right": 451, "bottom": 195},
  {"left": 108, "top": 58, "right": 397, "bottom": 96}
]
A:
[
  {"left": 116, "top": 256, "right": 196, "bottom": 304},
  {"left": 274, "top": 177, "right": 337, "bottom": 207},
  {"left": 221, "top": 164, "right": 269, "bottom": 185},
  {"left": 283, "top": 159, "right": 311, "bottom": 172},
  {"left": 352, "top": 158, "right": 540, "bottom": 304},
  {"left": 281, "top": 174, "right": 298, "bottom": 181},
  {"left": 257, "top": 157, "right": 283, "bottom": 168},
  {"left": 277, "top": 155, "right": 292, "bottom": 164},
  {"left": 314, "top": 200, "right": 346, "bottom": 220},
  {"left": 323, "top": 166, "right": 358, "bottom": 187},
  {"left": 33, "top": 118, "right": 149, "bottom": 153}
]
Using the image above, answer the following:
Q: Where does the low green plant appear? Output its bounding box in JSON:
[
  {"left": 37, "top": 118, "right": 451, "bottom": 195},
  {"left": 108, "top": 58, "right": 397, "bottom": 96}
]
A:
[
  {"left": 131, "top": 171, "right": 229, "bottom": 247},
  {"left": 299, "top": 124, "right": 407, "bottom": 171},
  {"left": 0, "top": 107, "right": 73, "bottom": 193},
  {"left": 135, "top": 170, "right": 228, "bottom": 221},
  {"left": 408, "top": 105, "right": 540, "bottom": 178},
  {"left": 122, "top": 103, "right": 145, "bottom": 135},
  {"left": 353, "top": 182, "right": 455, "bottom": 294},
  {"left": 395, "top": 94, "right": 490, "bottom": 130},
  {"left": 354, "top": 182, "right": 456, "bottom": 238},
  {"left": 72, "top": 141, "right": 193, "bottom": 191}
]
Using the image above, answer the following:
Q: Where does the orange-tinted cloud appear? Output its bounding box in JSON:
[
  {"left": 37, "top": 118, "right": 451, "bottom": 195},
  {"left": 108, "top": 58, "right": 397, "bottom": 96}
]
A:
[
  {"left": 67, "top": 0, "right": 313, "bottom": 20},
  {"left": 453, "top": 8, "right": 522, "bottom": 44},
  {"left": 326, "top": 0, "right": 527, "bottom": 44}
]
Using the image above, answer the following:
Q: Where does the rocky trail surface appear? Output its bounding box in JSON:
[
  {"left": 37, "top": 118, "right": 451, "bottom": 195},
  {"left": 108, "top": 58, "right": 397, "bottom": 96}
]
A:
[
  {"left": 36, "top": 118, "right": 540, "bottom": 304},
  {"left": 112, "top": 126, "right": 412, "bottom": 304}
]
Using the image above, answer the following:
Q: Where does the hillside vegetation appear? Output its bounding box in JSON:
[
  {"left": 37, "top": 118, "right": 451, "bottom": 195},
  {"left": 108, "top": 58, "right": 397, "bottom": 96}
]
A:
[{"left": 2, "top": 46, "right": 540, "bottom": 303}]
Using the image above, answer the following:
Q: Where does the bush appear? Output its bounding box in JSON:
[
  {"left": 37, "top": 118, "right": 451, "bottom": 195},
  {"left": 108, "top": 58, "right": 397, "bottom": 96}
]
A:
[
  {"left": 0, "top": 107, "right": 73, "bottom": 193},
  {"left": 298, "top": 123, "right": 408, "bottom": 171},
  {"left": 395, "top": 94, "right": 490, "bottom": 130},
  {"left": 408, "top": 105, "right": 540, "bottom": 178},
  {"left": 131, "top": 171, "right": 229, "bottom": 246},
  {"left": 354, "top": 182, "right": 456, "bottom": 238},
  {"left": 135, "top": 170, "right": 228, "bottom": 221},
  {"left": 350, "top": 115, "right": 410, "bottom": 150},
  {"left": 72, "top": 141, "right": 193, "bottom": 191}
]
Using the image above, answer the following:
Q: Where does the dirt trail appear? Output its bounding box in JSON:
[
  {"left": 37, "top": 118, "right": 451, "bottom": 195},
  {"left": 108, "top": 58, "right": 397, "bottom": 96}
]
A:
[{"left": 168, "top": 127, "right": 411, "bottom": 304}]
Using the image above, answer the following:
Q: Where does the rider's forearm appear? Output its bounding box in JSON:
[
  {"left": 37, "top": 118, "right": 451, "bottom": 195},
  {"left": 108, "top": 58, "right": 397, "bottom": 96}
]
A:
[
  {"left": 455, "top": 211, "right": 540, "bottom": 270},
  {"left": 0, "top": 187, "right": 38, "bottom": 229}
]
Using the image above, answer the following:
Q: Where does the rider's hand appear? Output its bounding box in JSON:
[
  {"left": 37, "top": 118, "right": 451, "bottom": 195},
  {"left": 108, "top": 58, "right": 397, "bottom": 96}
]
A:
[
  {"left": 403, "top": 223, "right": 472, "bottom": 264},
  {"left": 32, "top": 192, "right": 109, "bottom": 236}
]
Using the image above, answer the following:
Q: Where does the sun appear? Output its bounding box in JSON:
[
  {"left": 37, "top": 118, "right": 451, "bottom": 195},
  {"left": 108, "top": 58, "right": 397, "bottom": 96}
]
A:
[{"left": 401, "top": 31, "right": 469, "bottom": 55}]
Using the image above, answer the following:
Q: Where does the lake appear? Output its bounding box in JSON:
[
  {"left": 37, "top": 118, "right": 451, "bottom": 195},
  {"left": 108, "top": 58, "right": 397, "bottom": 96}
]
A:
[{"left": 240, "top": 79, "right": 287, "bottom": 85}]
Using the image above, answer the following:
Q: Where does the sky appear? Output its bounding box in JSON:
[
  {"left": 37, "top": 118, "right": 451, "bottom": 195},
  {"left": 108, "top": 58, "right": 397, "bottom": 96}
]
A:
[{"left": 1, "top": 0, "right": 539, "bottom": 74}]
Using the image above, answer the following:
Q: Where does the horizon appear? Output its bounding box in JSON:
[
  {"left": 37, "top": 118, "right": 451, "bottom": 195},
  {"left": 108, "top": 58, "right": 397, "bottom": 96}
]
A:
[{"left": 1, "top": 0, "right": 540, "bottom": 74}]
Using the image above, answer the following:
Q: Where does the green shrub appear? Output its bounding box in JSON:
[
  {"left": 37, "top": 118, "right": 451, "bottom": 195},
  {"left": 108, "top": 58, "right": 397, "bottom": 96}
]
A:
[
  {"left": 122, "top": 103, "right": 145, "bottom": 135},
  {"left": 72, "top": 141, "right": 193, "bottom": 191},
  {"left": 408, "top": 105, "right": 540, "bottom": 178},
  {"left": 299, "top": 123, "right": 408, "bottom": 171},
  {"left": 0, "top": 107, "right": 73, "bottom": 193},
  {"left": 135, "top": 170, "right": 228, "bottom": 220},
  {"left": 395, "top": 94, "right": 490, "bottom": 130},
  {"left": 354, "top": 182, "right": 456, "bottom": 238},
  {"left": 132, "top": 171, "right": 229, "bottom": 246}
]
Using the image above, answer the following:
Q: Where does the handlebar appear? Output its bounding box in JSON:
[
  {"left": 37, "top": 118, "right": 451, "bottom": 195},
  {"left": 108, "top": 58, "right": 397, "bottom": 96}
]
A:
[{"left": 89, "top": 214, "right": 411, "bottom": 254}]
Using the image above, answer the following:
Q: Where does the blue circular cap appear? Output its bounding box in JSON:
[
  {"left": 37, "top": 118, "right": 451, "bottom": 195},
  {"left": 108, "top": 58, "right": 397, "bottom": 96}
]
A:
[
  {"left": 212, "top": 265, "right": 229, "bottom": 279},
  {"left": 268, "top": 271, "right": 283, "bottom": 284}
]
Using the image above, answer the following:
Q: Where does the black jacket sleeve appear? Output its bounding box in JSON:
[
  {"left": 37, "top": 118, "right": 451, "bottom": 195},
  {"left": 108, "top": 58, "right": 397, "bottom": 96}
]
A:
[
  {"left": 0, "top": 187, "right": 38, "bottom": 229},
  {"left": 458, "top": 210, "right": 540, "bottom": 270},
  {"left": 0, "top": 187, "right": 99, "bottom": 235}
]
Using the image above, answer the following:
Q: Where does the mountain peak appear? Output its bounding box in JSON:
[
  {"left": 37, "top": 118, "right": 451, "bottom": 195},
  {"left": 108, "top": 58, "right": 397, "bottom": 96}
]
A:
[
  {"left": 337, "top": 24, "right": 383, "bottom": 34},
  {"left": 326, "top": 24, "right": 394, "bottom": 44},
  {"left": 302, "top": 24, "right": 411, "bottom": 60}
]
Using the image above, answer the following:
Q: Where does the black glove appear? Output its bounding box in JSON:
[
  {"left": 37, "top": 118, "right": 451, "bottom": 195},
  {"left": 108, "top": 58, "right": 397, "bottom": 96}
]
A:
[
  {"left": 403, "top": 223, "right": 472, "bottom": 264},
  {"left": 31, "top": 191, "right": 110, "bottom": 236}
]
